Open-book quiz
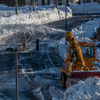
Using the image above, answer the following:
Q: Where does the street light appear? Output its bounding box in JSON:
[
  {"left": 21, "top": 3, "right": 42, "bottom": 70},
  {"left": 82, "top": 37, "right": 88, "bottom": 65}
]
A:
[
  {"left": 83, "top": 4, "right": 85, "bottom": 42},
  {"left": 33, "top": 0, "right": 35, "bottom": 11},
  {"left": 56, "top": 0, "right": 58, "bottom": 8},
  {"left": 5, "top": 48, "right": 18, "bottom": 100},
  {"left": 65, "top": 0, "right": 69, "bottom": 31},
  {"left": 15, "top": 0, "right": 18, "bottom": 15}
]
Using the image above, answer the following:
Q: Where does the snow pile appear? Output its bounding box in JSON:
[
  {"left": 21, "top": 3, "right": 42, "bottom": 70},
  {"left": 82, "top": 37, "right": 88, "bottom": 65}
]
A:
[
  {"left": 71, "top": 18, "right": 100, "bottom": 38},
  {"left": 34, "top": 67, "right": 60, "bottom": 74},
  {"left": 65, "top": 77, "right": 100, "bottom": 100},
  {"left": 20, "top": 67, "right": 60, "bottom": 75},
  {"left": 0, "top": 7, "right": 71, "bottom": 43},
  {"left": 70, "top": 2, "right": 100, "bottom": 14},
  {"left": 32, "top": 87, "right": 44, "bottom": 100},
  {"left": 49, "top": 86, "right": 64, "bottom": 100},
  {"left": 58, "top": 38, "right": 66, "bottom": 59},
  {"left": 0, "top": 8, "right": 72, "bottom": 25},
  {"left": 0, "top": 23, "right": 65, "bottom": 43},
  {"left": 0, "top": 4, "right": 56, "bottom": 17}
]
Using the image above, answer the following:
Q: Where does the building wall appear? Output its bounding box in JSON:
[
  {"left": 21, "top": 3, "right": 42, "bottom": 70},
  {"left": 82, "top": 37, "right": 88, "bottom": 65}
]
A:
[
  {"left": 25, "top": 0, "right": 80, "bottom": 5},
  {"left": 25, "top": 0, "right": 29, "bottom": 5},
  {"left": 38, "top": 0, "right": 42, "bottom": 5},
  {"left": 80, "top": 0, "right": 99, "bottom": 3},
  {"left": 0, "top": 0, "right": 25, "bottom": 6},
  {"left": 50, "top": 0, "right": 53, "bottom": 4},
  {"left": 62, "top": 0, "right": 80, "bottom": 5},
  {"left": 0, "top": 0, "right": 99, "bottom": 6},
  {"left": 62, "top": 0, "right": 67, "bottom": 5},
  {"left": 69, "top": 0, "right": 79, "bottom": 4},
  {"left": 25, "top": 0, "right": 52, "bottom": 6}
]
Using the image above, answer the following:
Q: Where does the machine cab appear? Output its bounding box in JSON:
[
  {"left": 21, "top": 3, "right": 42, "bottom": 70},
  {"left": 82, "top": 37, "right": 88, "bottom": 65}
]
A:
[
  {"left": 81, "top": 44, "right": 95, "bottom": 58},
  {"left": 69, "top": 42, "right": 96, "bottom": 70},
  {"left": 79, "top": 42, "right": 96, "bottom": 70}
]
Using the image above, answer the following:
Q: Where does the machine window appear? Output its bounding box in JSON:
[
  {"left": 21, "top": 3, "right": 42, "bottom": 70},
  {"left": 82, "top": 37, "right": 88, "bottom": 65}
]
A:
[{"left": 81, "top": 47, "right": 95, "bottom": 58}]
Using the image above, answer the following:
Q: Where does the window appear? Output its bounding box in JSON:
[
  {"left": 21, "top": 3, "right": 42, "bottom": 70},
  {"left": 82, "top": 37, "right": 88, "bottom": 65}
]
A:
[
  {"left": 30, "top": 0, "right": 38, "bottom": 6},
  {"left": 42, "top": 0, "right": 50, "bottom": 5},
  {"left": 84, "top": 0, "right": 91, "bottom": 3},
  {"left": 58, "top": 0, "right": 62, "bottom": 5},
  {"left": 81, "top": 47, "right": 95, "bottom": 58},
  {"left": 53, "top": 0, "right": 62, "bottom": 5}
]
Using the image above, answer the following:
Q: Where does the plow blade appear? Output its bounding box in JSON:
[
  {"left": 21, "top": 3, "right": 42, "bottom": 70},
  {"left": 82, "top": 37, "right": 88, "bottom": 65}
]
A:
[
  {"left": 70, "top": 71, "right": 100, "bottom": 86},
  {"left": 71, "top": 71, "right": 100, "bottom": 78}
]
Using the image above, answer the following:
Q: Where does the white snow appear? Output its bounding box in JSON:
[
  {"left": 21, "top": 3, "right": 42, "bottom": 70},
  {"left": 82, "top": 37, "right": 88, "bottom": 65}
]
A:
[
  {"left": 0, "top": 2, "right": 100, "bottom": 17},
  {"left": 71, "top": 18, "right": 100, "bottom": 38},
  {"left": 20, "top": 67, "right": 60, "bottom": 75},
  {"left": 32, "top": 87, "right": 45, "bottom": 100},
  {"left": 0, "top": 5, "right": 72, "bottom": 45},
  {"left": 0, "top": 8, "right": 65, "bottom": 25},
  {"left": 69, "top": 2, "right": 100, "bottom": 14},
  {"left": 0, "top": 4, "right": 56, "bottom": 17},
  {"left": 50, "top": 77, "right": 100, "bottom": 100},
  {"left": 49, "top": 86, "right": 64, "bottom": 100},
  {"left": 0, "top": 2, "right": 100, "bottom": 100},
  {"left": 65, "top": 77, "right": 100, "bottom": 100}
]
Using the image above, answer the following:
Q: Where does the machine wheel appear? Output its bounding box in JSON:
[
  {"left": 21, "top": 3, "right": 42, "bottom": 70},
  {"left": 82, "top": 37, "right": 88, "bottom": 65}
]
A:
[{"left": 61, "top": 72, "right": 68, "bottom": 89}]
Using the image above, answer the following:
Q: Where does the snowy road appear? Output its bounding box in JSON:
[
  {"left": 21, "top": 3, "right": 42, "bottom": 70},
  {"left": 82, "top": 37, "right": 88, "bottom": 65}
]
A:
[
  {"left": 0, "top": 14, "right": 100, "bottom": 100},
  {"left": 45, "top": 14, "right": 100, "bottom": 30}
]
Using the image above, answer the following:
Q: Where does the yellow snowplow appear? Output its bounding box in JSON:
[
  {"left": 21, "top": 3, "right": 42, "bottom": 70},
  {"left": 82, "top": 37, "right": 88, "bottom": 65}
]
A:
[{"left": 60, "top": 31, "right": 100, "bottom": 89}]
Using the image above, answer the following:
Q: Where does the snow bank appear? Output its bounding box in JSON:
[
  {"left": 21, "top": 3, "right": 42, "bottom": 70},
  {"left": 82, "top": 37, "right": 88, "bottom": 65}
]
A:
[
  {"left": 49, "top": 86, "right": 64, "bottom": 100},
  {"left": 0, "top": 7, "right": 71, "bottom": 43},
  {"left": 65, "top": 77, "right": 100, "bottom": 100},
  {"left": 71, "top": 18, "right": 100, "bottom": 38},
  {"left": 21, "top": 67, "right": 60, "bottom": 75},
  {"left": 32, "top": 87, "right": 44, "bottom": 100},
  {"left": 50, "top": 77, "right": 100, "bottom": 100},
  {"left": 0, "top": 4, "right": 55, "bottom": 17},
  {"left": 0, "top": 8, "right": 71, "bottom": 25},
  {"left": 70, "top": 2, "right": 100, "bottom": 14},
  {"left": 34, "top": 67, "right": 60, "bottom": 74},
  {"left": 0, "top": 23, "right": 65, "bottom": 43}
]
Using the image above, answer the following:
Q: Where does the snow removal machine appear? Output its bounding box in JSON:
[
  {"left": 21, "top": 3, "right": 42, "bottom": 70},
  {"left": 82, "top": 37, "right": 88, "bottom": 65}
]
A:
[{"left": 60, "top": 31, "right": 100, "bottom": 89}]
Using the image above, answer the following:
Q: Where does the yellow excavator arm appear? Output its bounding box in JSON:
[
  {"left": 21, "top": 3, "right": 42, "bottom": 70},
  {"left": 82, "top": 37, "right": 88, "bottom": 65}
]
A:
[{"left": 65, "top": 31, "right": 85, "bottom": 70}]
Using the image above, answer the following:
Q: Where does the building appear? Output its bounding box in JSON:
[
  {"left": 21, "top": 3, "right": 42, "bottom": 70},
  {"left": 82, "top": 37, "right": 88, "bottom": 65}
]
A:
[
  {"left": 0, "top": 0, "right": 25, "bottom": 6},
  {"left": 26, "top": 0, "right": 78, "bottom": 6},
  {"left": 80, "top": 0, "right": 100, "bottom": 4},
  {"left": 27, "top": 0, "right": 100, "bottom": 6},
  {"left": 0, "top": 0, "right": 99, "bottom": 6},
  {"left": 69, "top": 0, "right": 79, "bottom": 4}
]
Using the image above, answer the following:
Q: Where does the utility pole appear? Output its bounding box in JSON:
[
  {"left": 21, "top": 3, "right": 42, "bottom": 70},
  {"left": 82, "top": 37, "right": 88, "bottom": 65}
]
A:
[
  {"left": 56, "top": 0, "right": 58, "bottom": 8},
  {"left": 5, "top": 48, "right": 18, "bottom": 100},
  {"left": 33, "top": 0, "right": 35, "bottom": 11},
  {"left": 83, "top": 5, "right": 85, "bottom": 42},
  {"left": 15, "top": 49, "right": 18, "bottom": 100},
  {"left": 65, "top": 4, "right": 67, "bottom": 30},
  {"left": 29, "top": 0, "right": 31, "bottom": 10},
  {"left": 65, "top": 0, "right": 69, "bottom": 31},
  {"left": 15, "top": 0, "right": 18, "bottom": 15},
  {"left": 36, "top": 39, "right": 39, "bottom": 51},
  {"left": 67, "top": 0, "right": 69, "bottom": 5}
]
